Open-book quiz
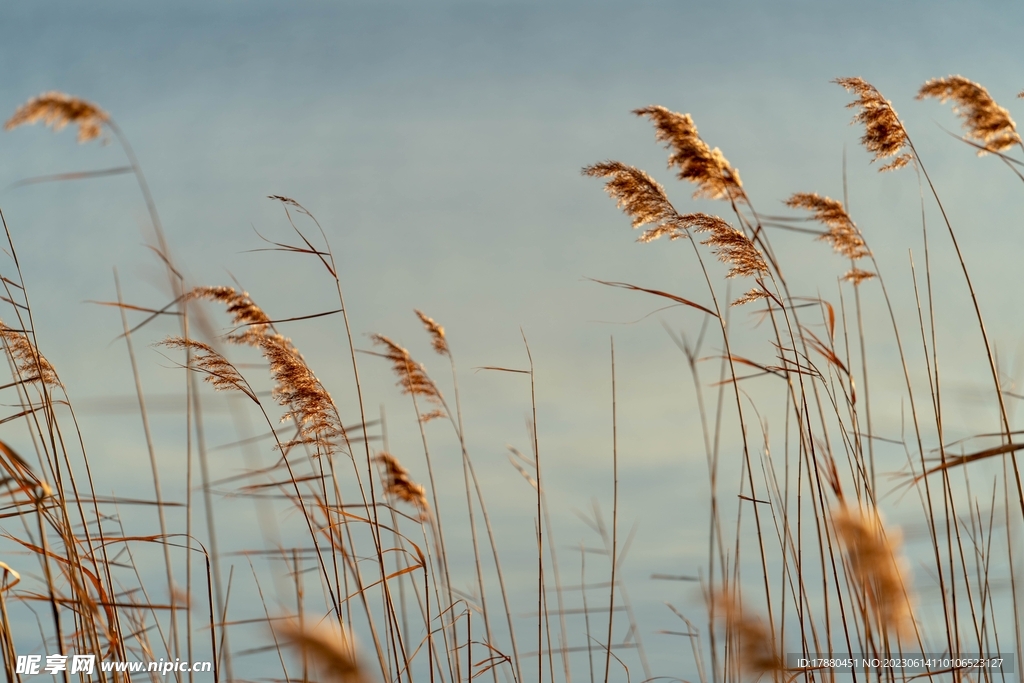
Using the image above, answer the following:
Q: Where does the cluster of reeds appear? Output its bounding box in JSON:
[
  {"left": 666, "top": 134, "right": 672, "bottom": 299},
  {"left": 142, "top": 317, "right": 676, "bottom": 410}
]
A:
[
  {"left": 0, "top": 73, "right": 1022, "bottom": 683},
  {"left": 584, "top": 74, "right": 1024, "bottom": 683}
]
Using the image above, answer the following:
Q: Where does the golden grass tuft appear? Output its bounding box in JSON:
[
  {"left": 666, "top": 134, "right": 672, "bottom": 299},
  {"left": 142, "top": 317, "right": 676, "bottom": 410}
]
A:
[
  {"left": 258, "top": 333, "right": 346, "bottom": 454},
  {"left": 633, "top": 105, "right": 746, "bottom": 202},
  {"left": 841, "top": 267, "right": 876, "bottom": 285},
  {"left": 917, "top": 75, "right": 1021, "bottom": 153},
  {"left": 834, "top": 77, "right": 912, "bottom": 171},
  {"left": 583, "top": 161, "right": 739, "bottom": 243},
  {"left": 0, "top": 321, "right": 59, "bottom": 386},
  {"left": 187, "top": 286, "right": 272, "bottom": 345},
  {"left": 370, "top": 334, "right": 445, "bottom": 421},
  {"left": 785, "top": 192, "right": 869, "bottom": 260},
  {"left": 731, "top": 287, "right": 770, "bottom": 307},
  {"left": 582, "top": 161, "right": 688, "bottom": 242},
  {"left": 694, "top": 218, "right": 768, "bottom": 279},
  {"left": 376, "top": 452, "right": 429, "bottom": 513},
  {"left": 712, "top": 590, "right": 783, "bottom": 678},
  {"left": 832, "top": 506, "right": 914, "bottom": 636},
  {"left": 414, "top": 309, "right": 449, "bottom": 356},
  {"left": 275, "top": 618, "right": 369, "bottom": 683},
  {"left": 159, "top": 337, "right": 258, "bottom": 403},
  {"left": 5, "top": 91, "right": 109, "bottom": 143}
]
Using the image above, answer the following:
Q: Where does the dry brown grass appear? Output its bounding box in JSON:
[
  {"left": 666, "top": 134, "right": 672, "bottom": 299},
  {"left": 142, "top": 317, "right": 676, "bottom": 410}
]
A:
[
  {"left": 917, "top": 75, "right": 1021, "bottom": 153},
  {"left": 835, "top": 76, "right": 913, "bottom": 171},
  {"left": 414, "top": 310, "right": 449, "bottom": 356},
  {"left": 832, "top": 506, "right": 915, "bottom": 637},
  {"left": 4, "top": 91, "right": 108, "bottom": 143},
  {"left": 0, "top": 321, "right": 59, "bottom": 386},
  {"left": 370, "top": 334, "right": 445, "bottom": 422},
  {"left": 159, "top": 336, "right": 258, "bottom": 403},
  {"left": 275, "top": 619, "right": 369, "bottom": 683},
  {"left": 633, "top": 105, "right": 747, "bottom": 202},
  {"left": 3, "top": 73, "right": 1022, "bottom": 683},
  {"left": 376, "top": 452, "right": 429, "bottom": 513}
]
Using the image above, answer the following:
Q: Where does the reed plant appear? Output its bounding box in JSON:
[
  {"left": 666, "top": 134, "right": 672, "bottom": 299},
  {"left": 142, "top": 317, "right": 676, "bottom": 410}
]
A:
[{"left": 0, "top": 76, "right": 1021, "bottom": 683}]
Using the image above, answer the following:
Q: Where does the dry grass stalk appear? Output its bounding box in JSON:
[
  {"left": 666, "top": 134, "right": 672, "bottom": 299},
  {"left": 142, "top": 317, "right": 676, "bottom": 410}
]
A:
[
  {"left": 834, "top": 77, "right": 912, "bottom": 171},
  {"left": 917, "top": 75, "right": 1021, "bottom": 153},
  {"left": 712, "top": 590, "right": 783, "bottom": 678},
  {"left": 275, "top": 618, "right": 369, "bottom": 683},
  {"left": 0, "top": 321, "right": 59, "bottom": 386},
  {"left": 159, "top": 337, "right": 258, "bottom": 403},
  {"left": 695, "top": 218, "right": 768, "bottom": 279},
  {"left": 369, "top": 334, "right": 445, "bottom": 421},
  {"left": 258, "top": 333, "right": 346, "bottom": 454},
  {"left": 414, "top": 309, "right": 449, "bottom": 356},
  {"left": 4, "top": 91, "right": 109, "bottom": 143},
  {"left": 376, "top": 452, "right": 428, "bottom": 512},
  {"left": 785, "top": 193, "right": 869, "bottom": 260},
  {"left": 187, "top": 286, "right": 272, "bottom": 344},
  {"left": 832, "top": 506, "right": 914, "bottom": 636},
  {"left": 633, "top": 105, "right": 746, "bottom": 202},
  {"left": 0, "top": 561, "right": 20, "bottom": 590}
]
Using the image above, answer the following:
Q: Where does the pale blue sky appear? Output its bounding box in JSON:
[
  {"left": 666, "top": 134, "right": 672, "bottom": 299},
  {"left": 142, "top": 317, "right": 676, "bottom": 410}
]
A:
[{"left": 3, "top": 1, "right": 1023, "bottom": 679}]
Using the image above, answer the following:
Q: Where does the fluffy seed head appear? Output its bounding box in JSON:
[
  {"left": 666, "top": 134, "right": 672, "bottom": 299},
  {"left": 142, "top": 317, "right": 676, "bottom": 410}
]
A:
[
  {"left": 159, "top": 337, "right": 257, "bottom": 403},
  {"left": 712, "top": 590, "right": 783, "bottom": 677},
  {"left": 835, "top": 77, "right": 912, "bottom": 172},
  {"left": 258, "top": 333, "right": 346, "bottom": 455},
  {"left": 187, "top": 286, "right": 272, "bottom": 344},
  {"left": 5, "top": 92, "right": 109, "bottom": 143},
  {"left": 414, "top": 310, "right": 449, "bottom": 356},
  {"left": 786, "top": 193, "right": 869, "bottom": 260},
  {"left": 370, "top": 334, "right": 445, "bottom": 420},
  {"left": 633, "top": 106, "right": 746, "bottom": 202},
  {"left": 583, "top": 161, "right": 690, "bottom": 242},
  {"left": 732, "top": 288, "right": 770, "bottom": 307},
  {"left": 694, "top": 218, "right": 768, "bottom": 279},
  {"left": 275, "top": 618, "right": 368, "bottom": 683},
  {"left": 376, "top": 453, "right": 429, "bottom": 513},
  {"left": 842, "top": 268, "right": 876, "bottom": 286},
  {"left": 917, "top": 75, "right": 1021, "bottom": 154},
  {"left": 0, "top": 322, "right": 59, "bottom": 386},
  {"left": 833, "top": 506, "right": 914, "bottom": 636}
]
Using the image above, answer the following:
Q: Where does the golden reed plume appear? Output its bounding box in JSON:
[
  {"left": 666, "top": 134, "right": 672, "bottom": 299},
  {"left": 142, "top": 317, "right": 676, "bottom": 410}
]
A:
[
  {"left": 583, "top": 161, "right": 688, "bottom": 242},
  {"left": 190, "top": 285, "right": 345, "bottom": 453},
  {"left": 376, "top": 452, "right": 429, "bottom": 512},
  {"left": 695, "top": 218, "right": 768, "bottom": 279},
  {"left": 5, "top": 92, "right": 109, "bottom": 143},
  {"left": 633, "top": 105, "right": 746, "bottom": 202},
  {"left": 583, "top": 161, "right": 738, "bottom": 243},
  {"left": 786, "top": 192, "right": 875, "bottom": 284},
  {"left": 275, "top": 618, "right": 368, "bottom": 683},
  {"left": 414, "top": 309, "right": 449, "bottom": 356},
  {"left": 258, "top": 333, "right": 346, "bottom": 454},
  {"left": 732, "top": 287, "right": 770, "bottom": 307},
  {"left": 917, "top": 75, "right": 1021, "bottom": 153},
  {"left": 832, "top": 505, "right": 914, "bottom": 636},
  {"left": 370, "top": 334, "right": 445, "bottom": 422},
  {"left": 159, "top": 338, "right": 257, "bottom": 403},
  {"left": 0, "top": 321, "right": 59, "bottom": 386},
  {"left": 187, "top": 286, "right": 272, "bottom": 344},
  {"left": 712, "top": 590, "right": 783, "bottom": 678},
  {"left": 834, "top": 77, "right": 912, "bottom": 171},
  {"left": 842, "top": 268, "right": 876, "bottom": 285},
  {"left": 785, "top": 193, "right": 868, "bottom": 260}
]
